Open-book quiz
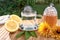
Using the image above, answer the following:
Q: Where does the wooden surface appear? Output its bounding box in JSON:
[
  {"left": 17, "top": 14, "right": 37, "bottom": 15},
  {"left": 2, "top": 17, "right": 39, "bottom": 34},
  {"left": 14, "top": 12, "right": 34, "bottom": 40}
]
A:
[
  {"left": 0, "top": 19, "right": 60, "bottom": 40},
  {"left": 10, "top": 30, "right": 55, "bottom": 40},
  {"left": 0, "top": 26, "right": 11, "bottom": 40}
]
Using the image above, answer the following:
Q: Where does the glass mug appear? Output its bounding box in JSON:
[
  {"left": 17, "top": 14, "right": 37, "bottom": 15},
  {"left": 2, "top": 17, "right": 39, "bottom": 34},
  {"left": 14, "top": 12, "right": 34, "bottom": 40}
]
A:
[{"left": 56, "top": 20, "right": 60, "bottom": 32}]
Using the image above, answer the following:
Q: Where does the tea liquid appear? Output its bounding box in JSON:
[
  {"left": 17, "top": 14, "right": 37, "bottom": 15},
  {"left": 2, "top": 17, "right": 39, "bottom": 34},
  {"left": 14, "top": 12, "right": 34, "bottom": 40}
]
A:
[{"left": 43, "top": 15, "right": 57, "bottom": 27}]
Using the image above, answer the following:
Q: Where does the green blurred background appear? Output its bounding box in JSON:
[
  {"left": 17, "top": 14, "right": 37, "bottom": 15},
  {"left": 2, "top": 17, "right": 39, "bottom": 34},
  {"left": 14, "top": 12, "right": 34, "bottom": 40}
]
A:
[{"left": 0, "top": 0, "right": 60, "bottom": 18}]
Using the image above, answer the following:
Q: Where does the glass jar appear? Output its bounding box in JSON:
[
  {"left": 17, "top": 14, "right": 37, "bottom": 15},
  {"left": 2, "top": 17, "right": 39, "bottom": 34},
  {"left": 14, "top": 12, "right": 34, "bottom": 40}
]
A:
[
  {"left": 43, "top": 3, "right": 58, "bottom": 27},
  {"left": 20, "top": 6, "right": 38, "bottom": 31}
]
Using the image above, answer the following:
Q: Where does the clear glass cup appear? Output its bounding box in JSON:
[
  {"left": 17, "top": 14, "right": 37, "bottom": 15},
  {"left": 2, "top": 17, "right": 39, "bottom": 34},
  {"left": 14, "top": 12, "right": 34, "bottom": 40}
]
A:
[{"left": 56, "top": 20, "right": 60, "bottom": 32}]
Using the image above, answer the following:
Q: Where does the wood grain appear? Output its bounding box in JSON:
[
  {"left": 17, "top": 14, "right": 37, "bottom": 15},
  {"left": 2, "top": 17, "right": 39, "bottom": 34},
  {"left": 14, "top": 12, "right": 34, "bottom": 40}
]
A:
[{"left": 0, "top": 19, "right": 60, "bottom": 40}]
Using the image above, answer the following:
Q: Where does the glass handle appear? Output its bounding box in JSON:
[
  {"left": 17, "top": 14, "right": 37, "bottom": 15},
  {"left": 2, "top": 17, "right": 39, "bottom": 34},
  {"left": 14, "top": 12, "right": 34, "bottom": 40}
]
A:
[
  {"left": 37, "top": 14, "right": 42, "bottom": 18},
  {"left": 36, "top": 14, "right": 43, "bottom": 25}
]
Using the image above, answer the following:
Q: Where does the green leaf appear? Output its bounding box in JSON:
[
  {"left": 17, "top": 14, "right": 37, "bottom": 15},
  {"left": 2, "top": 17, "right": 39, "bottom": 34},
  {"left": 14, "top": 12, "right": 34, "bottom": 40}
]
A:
[
  {"left": 25, "top": 31, "right": 31, "bottom": 40},
  {"left": 16, "top": 31, "right": 24, "bottom": 38},
  {"left": 29, "top": 31, "right": 37, "bottom": 38}
]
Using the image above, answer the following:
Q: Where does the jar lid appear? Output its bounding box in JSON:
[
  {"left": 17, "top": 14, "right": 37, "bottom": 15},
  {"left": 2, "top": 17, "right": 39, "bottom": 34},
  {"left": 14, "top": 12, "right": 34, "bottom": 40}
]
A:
[
  {"left": 43, "top": 3, "right": 57, "bottom": 16},
  {"left": 23, "top": 6, "right": 33, "bottom": 13}
]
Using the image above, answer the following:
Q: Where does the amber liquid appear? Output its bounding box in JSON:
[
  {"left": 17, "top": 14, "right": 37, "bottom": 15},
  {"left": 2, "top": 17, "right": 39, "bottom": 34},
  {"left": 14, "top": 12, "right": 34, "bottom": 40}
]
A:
[{"left": 43, "top": 15, "right": 57, "bottom": 27}]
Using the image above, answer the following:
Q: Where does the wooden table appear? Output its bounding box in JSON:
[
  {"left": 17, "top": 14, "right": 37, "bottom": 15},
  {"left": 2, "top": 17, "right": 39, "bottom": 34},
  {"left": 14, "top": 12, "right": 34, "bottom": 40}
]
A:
[{"left": 0, "top": 19, "right": 60, "bottom": 40}]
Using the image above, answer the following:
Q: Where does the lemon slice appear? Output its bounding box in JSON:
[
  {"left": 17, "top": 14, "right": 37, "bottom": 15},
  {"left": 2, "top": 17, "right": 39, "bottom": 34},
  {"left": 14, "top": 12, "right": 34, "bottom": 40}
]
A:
[
  {"left": 4, "top": 20, "right": 19, "bottom": 32},
  {"left": 9, "top": 14, "right": 22, "bottom": 24}
]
